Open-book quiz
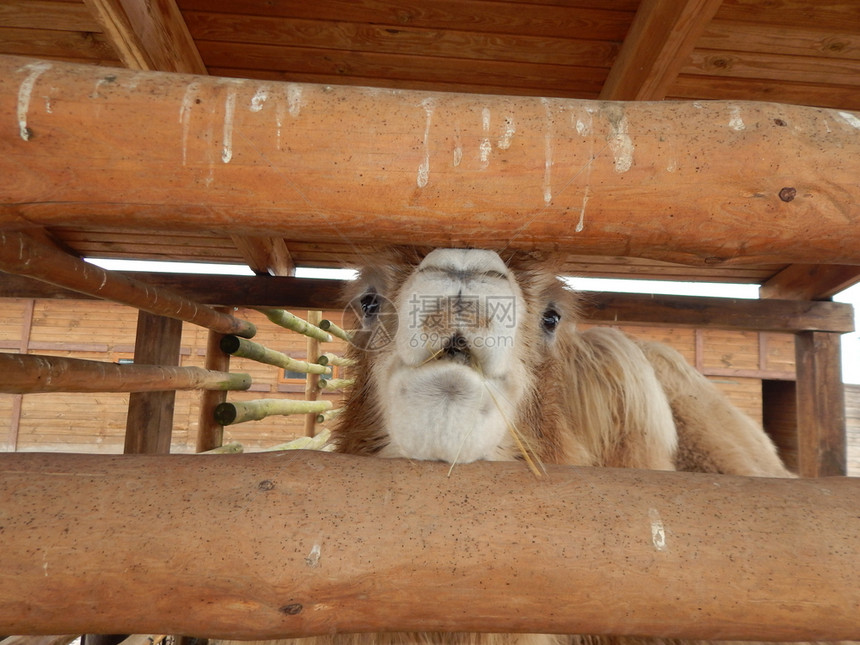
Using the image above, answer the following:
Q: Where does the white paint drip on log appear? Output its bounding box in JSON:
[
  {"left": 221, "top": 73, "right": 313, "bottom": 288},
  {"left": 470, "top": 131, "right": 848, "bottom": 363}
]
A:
[
  {"left": 576, "top": 186, "right": 590, "bottom": 233},
  {"left": 305, "top": 543, "right": 322, "bottom": 568},
  {"left": 17, "top": 61, "right": 52, "bottom": 141},
  {"left": 608, "top": 113, "right": 634, "bottom": 173},
  {"left": 250, "top": 87, "right": 269, "bottom": 112},
  {"left": 179, "top": 82, "right": 201, "bottom": 166},
  {"left": 417, "top": 98, "right": 434, "bottom": 188},
  {"left": 497, "top": 115, "right": 515, "bottom": 149},
  {"left": 729, "top": 106, "right": 746, "bottom": 131},
  {"left": 287, "top": 85, "right": 303, "bottom": 117},
  {"left": 542, "top": 98, "right": 553, "bottom": 204},
  {"left": 480, "top": 107, "right": 492, "bottom": 167},
  {"left": 222, "top": 86, "right": 238, "bottom": 164},
  {"left": 649, "top": 508, "right": 667, "bottom": 551}
]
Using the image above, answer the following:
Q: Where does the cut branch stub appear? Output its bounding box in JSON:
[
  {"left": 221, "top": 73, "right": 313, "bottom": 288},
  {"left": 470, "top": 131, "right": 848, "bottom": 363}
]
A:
[
  {"left": 220, "top": 335, "right": 331, "bottom": 375},
  {"left": 214, "top": 398, "right": 334, "bottom": 425}
]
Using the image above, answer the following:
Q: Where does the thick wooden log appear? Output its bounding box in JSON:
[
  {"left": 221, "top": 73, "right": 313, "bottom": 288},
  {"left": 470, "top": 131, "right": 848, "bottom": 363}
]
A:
[
  {"left": 2, "top": 56, "right": 859, "bottom": 266},
  {"left": 0, "top": 231, "right": 256, "bottom": 338},
  {"left": 0, "top": 352, "right": 251, "bottom": 394},
  {"left": 2, "top": 272, "right": 854, "bottom": 334},
  {"left": 0, "top": 451, "right": 856, "bottom": 640}
]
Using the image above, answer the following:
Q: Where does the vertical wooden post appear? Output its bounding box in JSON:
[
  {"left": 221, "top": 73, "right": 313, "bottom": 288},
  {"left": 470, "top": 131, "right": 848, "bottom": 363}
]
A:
[
  {"left": 5, "top": 299, "right": 35, "bottom": 452},
  {"left": 794, "top": 331, "right": 847, "bottom": 477},
  {"left": 196, "top": 321, "right": 230, "bottom": 453},
  {"left": 304, "top": 310, "right": 323, "bottom": 437},
  {"left": 123, "top": 311, "right": 183, "bottom": 455}
]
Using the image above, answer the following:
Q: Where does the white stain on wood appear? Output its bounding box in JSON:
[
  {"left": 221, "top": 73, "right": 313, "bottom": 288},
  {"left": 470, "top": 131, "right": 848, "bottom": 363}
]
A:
[
  {"left": 576, "top": 186, "right": 590, "bottom": 233},
  {"left": 480, "top": 107, "right": 492, "bottom": 167},
  {"left": 287, "top": 85, "right": 303, "bottom": 117},
  {"left": 417, "top": 98, "right": 435, "bottom": 188},
  {"left": 542, "top": 99, "right": 554, "bottom": 204},
  {"left": 16, "top": 61, "right": 52, "bottom": 141},
  {"left": 837, "top": 111, "right": 860, "bottom": 129},
  {"left": 250, "top": 86, "right": 270, "bottom": 112},
  {"left": 305, "top": 543, "right": 322, "bottom": 568},
  {"left": 497, "top": 115, "right": 515, "bottom": 149},
  {"left": 608, "top": 112, "right": 634, "bottom": 173},
  {"left": 222, "top": 86, "right": 238, "bottom": 164},
  {"left": 648, "top": 508, "right": 667, "bottom": 551},
  {"left": 728, "top": 105, "right": 746, "bottom": 131},
  {"left": 179, "top": 82, "right": 201, "bottom": 166}
]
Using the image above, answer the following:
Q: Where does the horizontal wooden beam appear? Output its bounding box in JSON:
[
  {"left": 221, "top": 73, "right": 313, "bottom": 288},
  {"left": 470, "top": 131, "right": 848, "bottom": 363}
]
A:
[
  {"left": 1, "top": 271, "right": 853, "bottom": 333},
  {"left": 1, "top": 451, "right": 857, "bottom": 640},
  {"left": 0, "top": 352, "right": 251, "bottom": 394},
  {"left": 3, "top": 56, "right": 860, "bottom": 266},
  {"left": 0, "top": 231, "right": 256, "bottom": 338}
]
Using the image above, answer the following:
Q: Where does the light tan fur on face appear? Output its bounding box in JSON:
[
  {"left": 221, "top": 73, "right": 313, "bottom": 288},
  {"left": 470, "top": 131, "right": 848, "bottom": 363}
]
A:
[{"left": 221, "top": 249, "right": 796, "bottom": 645}]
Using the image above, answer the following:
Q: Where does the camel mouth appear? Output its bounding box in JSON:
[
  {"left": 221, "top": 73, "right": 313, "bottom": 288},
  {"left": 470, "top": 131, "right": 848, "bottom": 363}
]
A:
[{"left": 438, "top": 334, "right": 473, "bottom": 367}]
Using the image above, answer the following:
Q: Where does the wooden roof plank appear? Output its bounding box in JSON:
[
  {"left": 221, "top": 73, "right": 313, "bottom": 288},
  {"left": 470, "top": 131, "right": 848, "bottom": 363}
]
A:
[
  {"left": 599, "top": 0, "right": 723, "bottom": 100},
  {"left": 82, "top": 0, "right": 206, "bottom": 74},
  {"left": 183, "top": 11, "right": 619, "bottom": 69}
]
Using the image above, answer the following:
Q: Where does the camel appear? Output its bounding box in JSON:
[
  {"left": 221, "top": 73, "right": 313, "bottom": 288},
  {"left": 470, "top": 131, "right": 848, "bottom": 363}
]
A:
[
  {"left": 335, "top": 248, "right": 791, "bottom": 478},
  {"left": 229, "top": 248, "right": 794, "bottom": 645}
]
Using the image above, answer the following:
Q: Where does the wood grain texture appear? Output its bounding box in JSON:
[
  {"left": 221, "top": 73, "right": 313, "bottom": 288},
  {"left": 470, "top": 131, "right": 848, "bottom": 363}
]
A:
[{"left": 0, "top": 451, "right": 857, "bottom": 639}]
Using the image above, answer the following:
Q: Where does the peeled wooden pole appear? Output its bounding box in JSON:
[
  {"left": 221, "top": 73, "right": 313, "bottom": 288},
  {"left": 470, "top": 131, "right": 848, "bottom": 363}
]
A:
[
  {"left": 213, "top": 398, "right": 333, "bottom": 425},
  {"left": 2, "top": 56, "right": 860, "bottom": 266},
  {"left": 0, "top": 231, "right": 256, "bottom": 338},
  {"left": 1, "top": 451, "right": 857, "bottom": 641},
  {"left": 0, "top": 353, "right": 251, "bottom": 394},
  {"left": 220, "top": 335, "right": 331, "bottom": 375}
]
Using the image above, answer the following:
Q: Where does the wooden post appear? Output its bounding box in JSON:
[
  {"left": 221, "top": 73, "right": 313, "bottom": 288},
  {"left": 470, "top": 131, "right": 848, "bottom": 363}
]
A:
[
  {"left": 0, "top": 452, "right": 857, "bottom": 641},
  {"left": 794, "top": 331, "right": 847, "bottom": 477},
  {"left": 2, "top": 56, "right": 860, "bottom": 266},
  {"left": 196, "top": 323, "right": 230, "bottom": 453},
  {"left": 124, "top": 312, "right": 183, "bottom": 455},
  {"left": 0, "top": 231, "right": 256, "bottom": 338}
]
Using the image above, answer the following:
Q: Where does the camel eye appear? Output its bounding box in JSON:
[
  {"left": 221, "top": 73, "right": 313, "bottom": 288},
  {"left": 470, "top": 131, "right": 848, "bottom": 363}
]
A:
[
  {"left": 360, "top": 292, "right": 380, "bottom": 318},
  {"left": 541, "top": 308, "right": 560, "bottom": 333}
]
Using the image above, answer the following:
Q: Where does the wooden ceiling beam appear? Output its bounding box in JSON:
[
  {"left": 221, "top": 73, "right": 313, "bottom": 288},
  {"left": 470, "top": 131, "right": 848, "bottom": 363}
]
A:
[
  {"left": 600, "top": 0, "right": 723, "bottom": 100},
  {"left": 82, "top": 0, "right": 205, "bottom": 74},
  {"left": 760, "top": 264, "right": 860, "bottom": 301},
  {"left": 1, "top": 272, "right": 853, "bottom": 334},
  {"left": 3, "top": 57, "right": 859, "bottom": 267},
  {"left": 231, "top": 235, "right": 296, "bottom": 277}
]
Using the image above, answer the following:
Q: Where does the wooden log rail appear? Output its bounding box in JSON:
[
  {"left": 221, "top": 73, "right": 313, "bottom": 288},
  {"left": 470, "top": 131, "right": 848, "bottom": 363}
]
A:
[
  {"left": 0, "top": 231, "right": 256, "bottom": 338},
  {"left": 0, "top": 451, "right": 857, "bottom": 641},
  {"left": 0, "top": 353, "right": 251, "bottom": 394},
  {"left": 1, "top": 55, "right": 859, "bottom": 266}
]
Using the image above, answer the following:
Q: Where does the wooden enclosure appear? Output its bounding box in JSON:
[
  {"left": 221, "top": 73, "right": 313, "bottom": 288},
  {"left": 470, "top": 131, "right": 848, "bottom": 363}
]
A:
[
  {"left": 1, "top": 0, "right": 860, "bottom": 641},
  {"left": 1, "top": 451, "right": 858, "bottom": 641}
]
